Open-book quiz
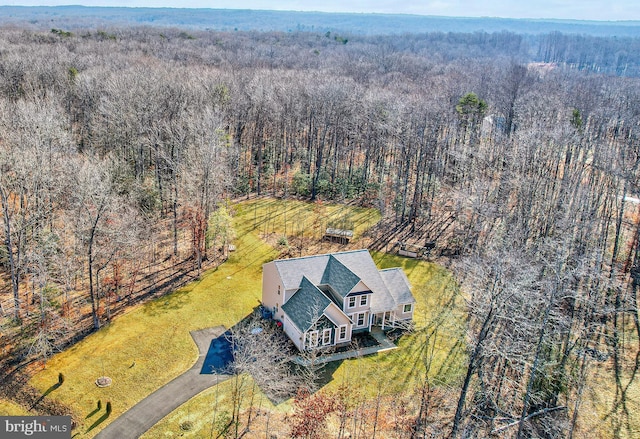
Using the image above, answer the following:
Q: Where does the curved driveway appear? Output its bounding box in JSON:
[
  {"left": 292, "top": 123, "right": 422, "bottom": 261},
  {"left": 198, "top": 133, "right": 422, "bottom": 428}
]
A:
[{"left": 94, "top": 326, "right": 230, "bottom": 439}]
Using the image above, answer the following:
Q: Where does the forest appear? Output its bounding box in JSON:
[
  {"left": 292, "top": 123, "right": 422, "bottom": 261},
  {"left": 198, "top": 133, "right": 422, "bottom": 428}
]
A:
[
  {"left": 0, "top": 20, "right": 639, "bottom": 438},
  {"left": 3, "top": 6, "right": 640, "bottom": 37}
]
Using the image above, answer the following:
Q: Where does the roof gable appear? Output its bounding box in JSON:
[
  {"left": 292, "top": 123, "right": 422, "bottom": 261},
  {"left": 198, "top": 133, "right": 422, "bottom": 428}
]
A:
[
  {"left": 281, "top": 276, "right": 332, "bottom": 332},
  {"left": 332, "top": 251, "right": 397, "bottom": 312},
  {"left": 320, "top": 255, "right": 361, "bottom": 299},
  {"left": 350, "top": 280, "right": 372, "bottom": 294}
]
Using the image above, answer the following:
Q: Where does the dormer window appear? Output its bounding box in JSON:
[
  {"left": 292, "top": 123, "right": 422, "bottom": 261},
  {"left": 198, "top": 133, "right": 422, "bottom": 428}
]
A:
[
  {"left": 360, "top": 295, "right": 368, "bottom": 306},
  {"left": 348, "top": 296, "right": 356, "bottom": 308}
]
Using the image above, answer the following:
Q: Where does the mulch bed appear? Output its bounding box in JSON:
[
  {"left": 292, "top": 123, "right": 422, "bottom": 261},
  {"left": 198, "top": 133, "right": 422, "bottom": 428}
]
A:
[{"left": 333, "top": 332, "right": 380, "bottom": 353}]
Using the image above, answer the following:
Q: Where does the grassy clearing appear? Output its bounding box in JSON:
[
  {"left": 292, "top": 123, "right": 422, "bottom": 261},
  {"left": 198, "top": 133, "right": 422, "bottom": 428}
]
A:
[
  {"left": 0, "top": 398, "right": 30, "bottom": 416},
  {"left": 27, "top": 198, "right": 380, "bottom": 438},
  {"left": 244, "top": 197, "right": 380, "bottom": 238}
]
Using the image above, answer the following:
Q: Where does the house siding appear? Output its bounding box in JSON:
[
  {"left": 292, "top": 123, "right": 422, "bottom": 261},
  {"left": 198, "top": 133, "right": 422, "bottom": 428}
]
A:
[
  {"left": 324, "top": 302, "right": 352, "bottom": 344},
  {"left": 325, "top": 302, "right": 352, "bottom": 327},
  {"left": 262, "top": 262, "right": 284, "bottom": 317},
  {"left": 344, "top": 292, "right": 371, "bottom": 314},
  {"left": 334, "top": 323, "right": 352, "bottom": 345},
  {"left": 394, "top": 303, "right": 414, "bottom": 321},
  {"left": 349, "top": 310, "right": 370, "bottom": 331},
  {"left": 304, "top": 316, "right": 337, "bottom": 348},
  {"left": 283, "top": 314, "right": 304, "bottom": 351}
]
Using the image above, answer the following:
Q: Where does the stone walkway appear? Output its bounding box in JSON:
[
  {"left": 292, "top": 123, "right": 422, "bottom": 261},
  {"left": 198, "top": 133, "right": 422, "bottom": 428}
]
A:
[
  {"left": 94, "top": 326, "right": 230, "bottom": 439},
  {"left": 292, "top": 327, "right": 397, "bottom": 366}
]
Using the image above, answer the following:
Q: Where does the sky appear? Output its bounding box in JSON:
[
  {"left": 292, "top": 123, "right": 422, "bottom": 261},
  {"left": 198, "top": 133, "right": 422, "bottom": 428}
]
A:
[{"left": 0, "top": 1, "right": 638, "bottom": 22}]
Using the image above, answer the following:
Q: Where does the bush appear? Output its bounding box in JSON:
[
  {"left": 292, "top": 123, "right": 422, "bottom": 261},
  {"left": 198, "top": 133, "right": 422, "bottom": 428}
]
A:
[
  {"left": 58, "top": 373, "right": 65, "bottom": 386},
  {"left": 291, "top": 172, "right": 311, "bottom": 197},
  {"left": 277, "top": 236, "right": 289, "bottom": 247}
]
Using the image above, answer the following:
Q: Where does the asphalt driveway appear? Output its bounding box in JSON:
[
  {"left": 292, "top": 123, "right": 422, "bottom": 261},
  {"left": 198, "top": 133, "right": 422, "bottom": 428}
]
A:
[{"left": 94, "top": 326, "right": 231, "bottom": 439}]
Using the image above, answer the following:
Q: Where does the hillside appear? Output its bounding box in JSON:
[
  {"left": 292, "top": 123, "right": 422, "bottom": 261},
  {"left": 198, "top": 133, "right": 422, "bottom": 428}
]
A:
[{"left": 0, "top": 5, "right": 639, "bottom": 36}]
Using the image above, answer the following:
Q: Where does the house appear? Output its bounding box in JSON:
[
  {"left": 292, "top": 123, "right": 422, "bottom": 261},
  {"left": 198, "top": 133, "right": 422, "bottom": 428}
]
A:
[{"left": 262, "top": 249, "right": 416, "bottom": 351}]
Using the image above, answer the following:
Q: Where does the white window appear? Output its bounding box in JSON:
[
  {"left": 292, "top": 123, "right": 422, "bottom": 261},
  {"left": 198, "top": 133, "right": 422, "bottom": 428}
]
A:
[
  {"left": 322, "top": 328, "right": 332, "bottom": 345},
  {"left": 360, "top": 295, "right": 368, "bottom": 306},
  {"left": 348, "top": 296, "right": 356, "bottom": 308},
  {"left": 357, "top": 312, "right": 366, "bottom": 327},
  {"left": 337, "top": 325, "right": 348, "bottom": 341},
  {"left": 403, "top": 304, "right": 413, "bottom": 313},
  {"left": 307, "top": 331, "right": 319, "bottom": 348}
]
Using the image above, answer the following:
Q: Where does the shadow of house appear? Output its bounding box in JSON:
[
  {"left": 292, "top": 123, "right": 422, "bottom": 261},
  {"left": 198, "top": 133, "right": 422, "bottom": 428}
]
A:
[
  {"left": 200, "top": 330, "right": 234, "bottom": 374},
  {"left": 199, "top": 310, "right": 260, "bottom": 375}
]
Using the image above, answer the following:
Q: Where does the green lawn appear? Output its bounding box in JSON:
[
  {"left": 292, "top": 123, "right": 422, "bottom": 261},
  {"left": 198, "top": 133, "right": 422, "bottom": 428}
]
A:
[
  {"left": 142, "top": 376, "right": 288, "bottom": 439},
  {"left": 28, "top": 198, "right": 382, "bottom": 438},
  {"left": 0, "top": 398, "right": 30, "bottom": 416}
]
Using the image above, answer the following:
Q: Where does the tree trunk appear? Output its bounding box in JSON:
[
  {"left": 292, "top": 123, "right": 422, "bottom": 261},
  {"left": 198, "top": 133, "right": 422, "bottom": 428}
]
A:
[
  {"left": 0, "top": 185, "right": 20, "bottom": 321},
  {"left": 88, "top": 242, "right": 100, "bottom": 330},
  {"left": 516, "top": 285, "right": 556, "bottom": 439},
  {"left": 451, "top": 306, "right": 495, "bottom": 438}
]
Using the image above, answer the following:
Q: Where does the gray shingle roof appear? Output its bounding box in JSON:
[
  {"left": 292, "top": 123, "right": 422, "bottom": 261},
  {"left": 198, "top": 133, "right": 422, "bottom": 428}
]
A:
[
  {"left": 274, "top": 254, "right": 330, "bottom": 291},
  {"left": 274, "top": 249, "right": 414, "bottom": 316},
  {"left": 320, "top": 255, "right": 361, "bottom": 299},
  {"left": 379, "top": 268, "right": 415, "bottom": 305},
  {"left": 281, "top": 276, "right": 331, "bottom": 332},
  {"left": 331, "top": 251, "right": 397, "bottom": 313}
]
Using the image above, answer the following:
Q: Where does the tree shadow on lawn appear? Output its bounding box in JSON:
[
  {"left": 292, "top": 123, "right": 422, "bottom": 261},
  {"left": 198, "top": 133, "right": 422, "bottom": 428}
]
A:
[
  {"left": 29, "top": 382, "right": 61, "bottom": 411},
  {"left": 85, "top": 404, "right": 101, "bottom": 419},
  {"left": 384, "top": 322, "right": 466, "bottom": 392},
  {"left": 141, "top": 289, "right": 191, "bottom": 317},
  {"left": 86, "top": 411, "right": 109, "bottom": 434}
]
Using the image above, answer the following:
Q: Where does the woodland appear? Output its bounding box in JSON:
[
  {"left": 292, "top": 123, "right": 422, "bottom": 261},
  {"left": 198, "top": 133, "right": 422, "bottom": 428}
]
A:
[{"left": 0, "top": 21, "right": 639, "bottom": 438}]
